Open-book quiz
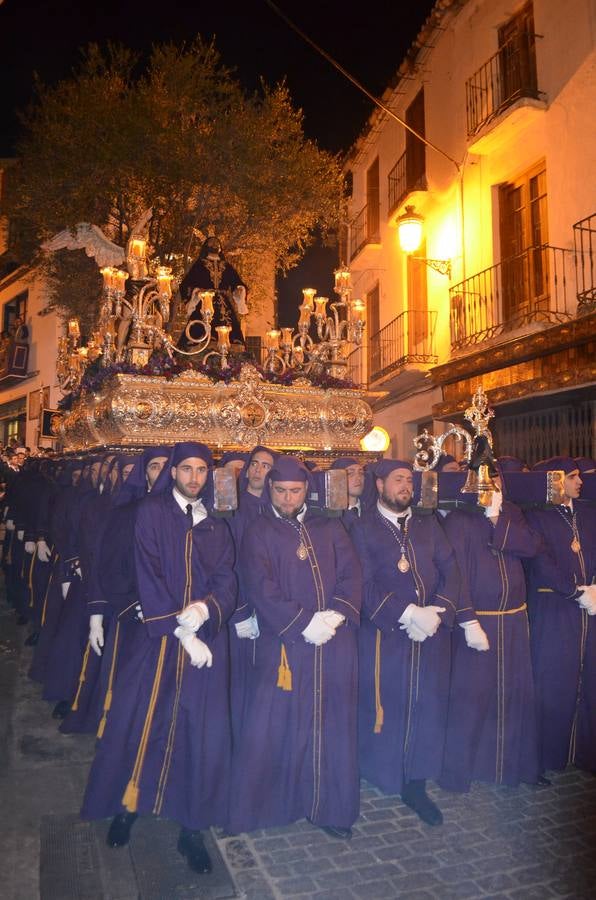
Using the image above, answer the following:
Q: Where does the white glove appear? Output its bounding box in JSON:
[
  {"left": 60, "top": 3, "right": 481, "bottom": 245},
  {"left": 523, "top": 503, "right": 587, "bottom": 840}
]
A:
[
  {"left": 89, "top": 614, "right": 104, "bottom": 656},
  {"left": 485, "top": 490, "right": 503, "bottom": 518},
  {"left": 460, "top": 619, "right": 490, "bottom": 651},
  {"left": 319, "top": 610, "right": 346, "bottom": 629},
  {"left": 399, "top": 604, "right": 446, "bottom": 637},
  {"left": 302, "top": 611, "right": 336, "bottom": 645},
  {"left": 234, "top": 613, "right": 260, "bottom": 639},
  {"left": 6, "top": 519, "right": 14, "bottom": 531},
  {"left": 399, "top": 620, "right": 429, "bottom": 642},
  {"left": 74, "top": 566, "right": 82, "bottom": 579},
  {"left": 174, "top": 625, "right": 213, "bottom": 668},
  {"left": 17, "top": 530, "right": 24, "bottom": 541},
  {"left": 176, "top": 600, "right": 209, "bottom": 632},
  {"left": 25, "top": 541, "right": 36, "bottom": 554},
  {"left": 61, "top": 582, "right": 70, "bottom": 600},
  {"left": 135, "top": 603, "right": 144, "bottom": 621},
  {"left": 37, "top": 540, "right": 52, "bottom": 562},
  {"left": 577, "top": 586, "right": 596, "bottom": 616}
]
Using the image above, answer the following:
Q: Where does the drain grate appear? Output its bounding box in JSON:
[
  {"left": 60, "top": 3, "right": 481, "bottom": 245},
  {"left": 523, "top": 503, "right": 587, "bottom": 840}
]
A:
[{"left": 40, "top": 814, "right": 237, "bottom": 900}]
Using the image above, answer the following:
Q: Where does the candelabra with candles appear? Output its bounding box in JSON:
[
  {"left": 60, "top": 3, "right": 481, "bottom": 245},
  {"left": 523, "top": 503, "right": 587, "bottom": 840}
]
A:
[
  {"left": 263, "top": 265, "right": 365, "bottom": 380},
  {"left": 56, "top": 318, "right": 103, "bottom": 391}
]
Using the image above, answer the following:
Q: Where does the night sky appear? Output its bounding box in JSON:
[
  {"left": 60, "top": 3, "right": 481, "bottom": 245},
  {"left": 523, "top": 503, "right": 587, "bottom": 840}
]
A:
[{"left": 0, "top": 0, "right": 436, "bottom": 319}]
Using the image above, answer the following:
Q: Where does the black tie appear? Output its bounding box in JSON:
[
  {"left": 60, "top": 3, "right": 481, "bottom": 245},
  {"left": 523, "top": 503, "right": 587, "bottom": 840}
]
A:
[
  {"left": 186, "top": 503, "right": 194, "bottom": 530},
  {"left": 397, "top": 515, "right": 408, "bottom": 532}
]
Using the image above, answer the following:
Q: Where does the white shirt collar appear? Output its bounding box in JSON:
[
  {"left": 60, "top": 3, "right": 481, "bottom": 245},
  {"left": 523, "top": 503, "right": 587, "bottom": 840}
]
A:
[
  {"left": 348, "top": 497, "right": 361, "bottom": 513},
  {"left": 271, "top": 503, "right": 307, "bottom": 524},
  {"left": 172, "top": 486, "right": 207, "bottom": 525},
  {"left": 377, "top": 499, "right": 411, "bottom": 528}
]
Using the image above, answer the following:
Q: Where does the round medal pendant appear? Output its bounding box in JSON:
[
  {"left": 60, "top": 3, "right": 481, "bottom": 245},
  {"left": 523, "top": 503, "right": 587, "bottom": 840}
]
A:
[
  {"left": 571, "top": 537, "right": 581, "bottom": 553},
  {"left": 397, "top": 554, "right": 410, "bottom": 573},
  {"left": 296, "top": 542, "right": 308, "bottom": 561}
]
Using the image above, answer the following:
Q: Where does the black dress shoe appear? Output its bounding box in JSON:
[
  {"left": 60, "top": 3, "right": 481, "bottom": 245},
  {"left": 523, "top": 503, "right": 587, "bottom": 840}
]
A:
[
  {"left": 401, "top": 780, "right": 443, "bottom": 826},
  {"left": 177, "top": 828, "right": 212, "bottom": 874},
  {"left": 51, "top": 700, "right": 71, "bottom": 719},
  {"left": 107, "top": 812, "right": 138, "bottom": 847},
  {"left": 24, "top": 631, "right": 39, "bottom": 646}
]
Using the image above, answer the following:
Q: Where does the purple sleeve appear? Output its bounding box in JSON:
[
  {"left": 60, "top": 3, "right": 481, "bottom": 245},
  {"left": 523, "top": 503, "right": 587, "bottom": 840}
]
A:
[
  {"left": 135, "top": 501, "right": 180, "bottom": 639},
  {"left": 239, "top": 523, "right": 308, "bottom": 642},
  {"left": 440, "top": 513, "right": 477, "bottom": 625},
  {"left": 350, "top": 523, "right": 407, "bottom": 633},
  {"left": 490, "top": 501, "right": 543, "bottom": 558},
  {"left": 327, "top": 521, "right": 362, "bottom": 626}
]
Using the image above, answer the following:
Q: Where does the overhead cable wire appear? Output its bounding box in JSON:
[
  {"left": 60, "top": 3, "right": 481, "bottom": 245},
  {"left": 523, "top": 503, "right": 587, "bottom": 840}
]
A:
[{"left": 264, "top": 0, "right": 461, "bottom": 172}]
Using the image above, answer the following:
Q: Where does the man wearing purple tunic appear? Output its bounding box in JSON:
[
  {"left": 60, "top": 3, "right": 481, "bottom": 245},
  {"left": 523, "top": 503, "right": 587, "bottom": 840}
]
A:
[
  {"left": 228, "top": 446, "right": 278, "bottom": 739},
  {"left": 229, "top": 455, "right": 362, "bottom": 838},
  {"left": 81, "top": 442, "right": 236, "bottom": 874},
  {"left": 351, "top": 459, "right": 460, "bottom": 826},
  {"left": 525, "top": 456, "right": 596, "bottom": 775},
  {"left": 440, "top": 463, "right": 543, "bottom": 792}
]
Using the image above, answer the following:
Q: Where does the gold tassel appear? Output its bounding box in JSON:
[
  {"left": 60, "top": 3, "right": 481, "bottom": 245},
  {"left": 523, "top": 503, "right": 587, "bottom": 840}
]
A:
[
  {"left": 96, "top": 689, "right": 113, "bottom": 739},
  {"left": 122, "top": 780, "right": 139, "bottom": 812},
  {"left": 71, "top": 642, "right": 91, "bottom": 711},
  {"left": 374, "top": 629, "right": 384, "bottom": 733},
  {"left": 277, "top": 644, "right": 292, "bottom": 692}
]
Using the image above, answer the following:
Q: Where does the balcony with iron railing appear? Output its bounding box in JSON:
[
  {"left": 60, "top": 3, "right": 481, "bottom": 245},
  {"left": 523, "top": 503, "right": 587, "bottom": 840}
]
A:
[
  {"left": 449, "top": 244, "right": 572, "bottom": 352},
  {"left": 387, "top": 150, "right": 427, "bottom": 219},
  {"left": 466, "top": 32, "right": 541, "bottom": 137},
  {"left": 348, "top": 203, "right": 380, "bottom": 262},
  {"left": 574, "top": 212, "right": 596, "bottom": 313},
  {"left": 368, "top": 308, "right": 438, "bottom": 384}
]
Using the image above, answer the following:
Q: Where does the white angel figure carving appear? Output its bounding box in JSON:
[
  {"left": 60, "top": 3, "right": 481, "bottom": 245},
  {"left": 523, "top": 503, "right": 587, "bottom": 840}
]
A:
[{"left": 41, "top": 223, "right": 125, "bottom": 268}]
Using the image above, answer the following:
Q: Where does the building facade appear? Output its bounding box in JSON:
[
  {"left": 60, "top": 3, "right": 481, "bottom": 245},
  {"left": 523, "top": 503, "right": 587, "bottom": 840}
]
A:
[
  {"left": 343, "top": 0, "right": 596, "bottom": 464},
  {"left": 0, "top": 162, "right": 61, "bottom": 448}
]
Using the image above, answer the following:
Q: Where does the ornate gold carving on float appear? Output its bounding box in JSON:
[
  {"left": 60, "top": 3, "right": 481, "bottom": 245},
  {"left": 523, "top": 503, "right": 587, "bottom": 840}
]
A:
[{"left": 60, "top": 363, "right": 381, "bottom": 453}]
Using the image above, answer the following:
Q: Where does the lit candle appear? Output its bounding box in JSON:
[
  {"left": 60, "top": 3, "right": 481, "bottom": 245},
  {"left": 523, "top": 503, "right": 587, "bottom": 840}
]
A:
[
  {"left": 67, "top": 319, "right": 81, "bottom": 340},
  {"left": 298, "top": 303, "right": 312, "bottom": 327},
  {"left": 216, "top": 325, "right": 231, "bottom": 349},
  {"left": 351, "top": 298, "right": 365, "bottom": 323},
  {"left": 112, "top": 269, "right": 129, "bottom": 295},
  {"left": 129, "top": 238, "right": 147, "bottom": 260},
  {"left": 281, "top": 326, "right": 294, "bottom": 345},
  {"left": 292, "top": 345, "right": 304, "bottom": 365},
  {"left": 199, "top": 291, "right": 215, "bottom": 316},
  {"left": 156, "top": 266, "right": 173, "bottom": 299},
  {"left": 265, "top": 329, "right": 281, "bottom": 350},
  {"left": 100, "top": 267, "right": 114, "bottom": 291},
  {"left": 334, "top": 265, "right": 351, "bottom": 293},
  {"left": 302, "top": 288, "right": 316, "bottom": 310},
  {"left": 314, "top": 296, "right": 328, "bottom": 317}
]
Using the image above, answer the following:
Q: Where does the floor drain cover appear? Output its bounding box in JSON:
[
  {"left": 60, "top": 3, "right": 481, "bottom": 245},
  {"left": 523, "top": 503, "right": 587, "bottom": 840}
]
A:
[{"left": 40, "top": 814, "right": 237, "bottom": 900}]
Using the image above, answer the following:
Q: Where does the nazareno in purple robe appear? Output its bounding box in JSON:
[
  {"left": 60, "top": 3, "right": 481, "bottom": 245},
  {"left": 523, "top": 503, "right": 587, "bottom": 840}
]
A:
[
  {"left": 351, "top": 508, "right": 461, "bottom": 795},
  {"left": 439, "top": 501, "right": 542, "bottom": 791},
  {"left": 525, "top": 503, "right": 596, "bottom": 772},
  {"left": 81, "top": 486, "right": 236, "bottom": 831},
  {"left": 228, "top": 505, "right": 362, "bottom": 833}
]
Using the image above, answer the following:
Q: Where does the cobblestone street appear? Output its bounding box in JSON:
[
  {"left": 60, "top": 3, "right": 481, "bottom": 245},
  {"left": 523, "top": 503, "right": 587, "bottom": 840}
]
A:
[{"left": 2, "top": 600, "right": 596, "bottom": 900}]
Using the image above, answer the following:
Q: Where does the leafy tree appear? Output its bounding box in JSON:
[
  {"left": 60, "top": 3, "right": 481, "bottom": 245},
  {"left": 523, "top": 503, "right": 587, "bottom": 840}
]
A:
[{"left": 4, "top": 39, "right": 343, "bottom": 333}]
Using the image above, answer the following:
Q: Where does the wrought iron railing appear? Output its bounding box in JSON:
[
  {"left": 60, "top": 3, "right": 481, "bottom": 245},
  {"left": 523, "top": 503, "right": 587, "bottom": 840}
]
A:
[
  {"left": 349, "top": 203, "right": 380, "bottom": 261},
  {"left": 387, "top": 150, "right": 427, "bottom": 217},
  {"left": 466, "top": 32, "right": 540, "bottom": 136},
  {"left": 368, "top": 309, "right": 437, "bottom": 383},
  {"left": 449, "top": 244, "right": 572, "bottom": 352},
  {"left": 388, "top": 152, "right": 407, "bottom": 215},
  {"left": 573, "top": 212, "right": 596, "bottom": 311}
]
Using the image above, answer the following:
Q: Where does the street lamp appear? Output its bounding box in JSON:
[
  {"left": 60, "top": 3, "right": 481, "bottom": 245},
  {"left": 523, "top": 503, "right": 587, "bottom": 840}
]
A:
[{"left": 397, "top": 205, "right": 452, "bottom": 278}]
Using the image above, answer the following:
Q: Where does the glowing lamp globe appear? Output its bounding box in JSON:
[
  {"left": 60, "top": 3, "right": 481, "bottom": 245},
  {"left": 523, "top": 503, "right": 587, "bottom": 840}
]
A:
[
  {"left": 397, "top": 205, "right": 424, "bottom": 254},
  {"left": 360, "top": 426, "right": 390, "bottom": 452}
]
